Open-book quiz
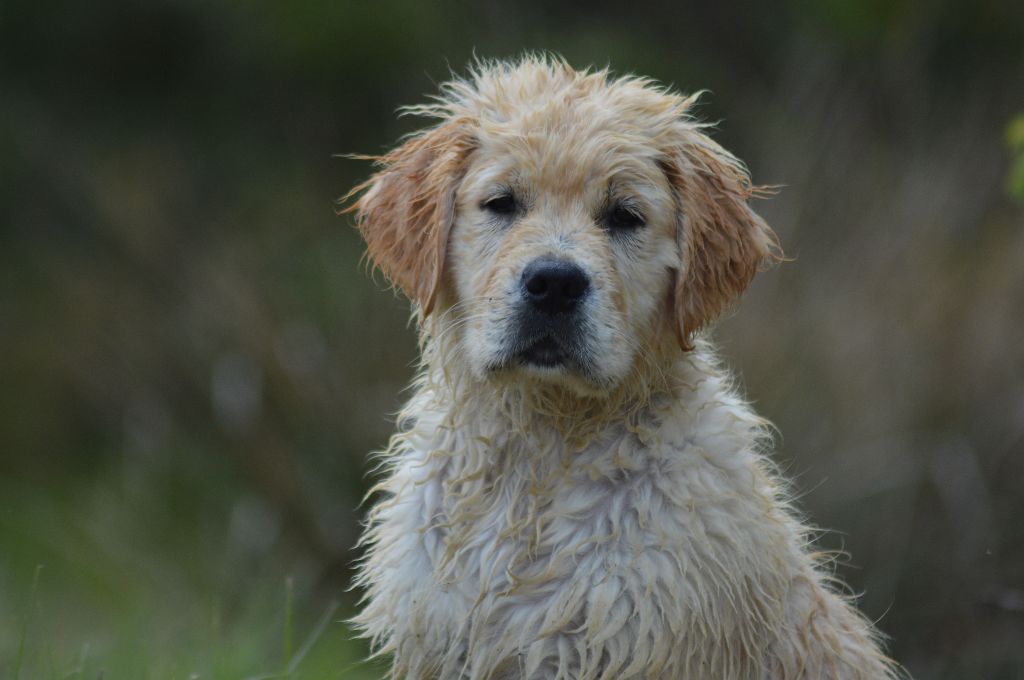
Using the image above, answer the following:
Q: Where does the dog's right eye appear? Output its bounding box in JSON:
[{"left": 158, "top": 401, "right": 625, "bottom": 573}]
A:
[
  {"left": 606, "top": 202, "right": 645, "bottom": 232},
  {"left": 481, "top": 193, "right": 517, "bottom": 216}
]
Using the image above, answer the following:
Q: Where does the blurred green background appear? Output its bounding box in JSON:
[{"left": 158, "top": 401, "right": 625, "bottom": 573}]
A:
[{"left": 2, "top": 1, "right": 1023, "bottom": 677}]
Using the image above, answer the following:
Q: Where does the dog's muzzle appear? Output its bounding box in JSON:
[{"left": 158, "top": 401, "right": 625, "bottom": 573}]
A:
[{"left": 510, "top": 257, "right": 591, "bottom": 369}]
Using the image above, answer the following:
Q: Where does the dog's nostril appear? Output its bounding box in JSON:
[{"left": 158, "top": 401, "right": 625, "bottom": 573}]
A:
[
  {"left": 525, "top": 276, "right": 548, "bottom": 296},
  {"left": 521, "top": 257, "right": 590, "bottom": 314},
  {"left": 563, "top": 277, "right": 586, "bottom": 300}
]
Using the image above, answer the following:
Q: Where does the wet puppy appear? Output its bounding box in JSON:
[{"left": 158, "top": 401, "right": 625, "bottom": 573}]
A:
[{"left": 346, "top": 56, "right": 898, "bottom": 679}]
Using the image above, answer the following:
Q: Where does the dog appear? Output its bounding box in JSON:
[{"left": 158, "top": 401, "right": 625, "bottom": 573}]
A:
[{"left": 345, "top": 56, "right": 899, "bottom": 679}]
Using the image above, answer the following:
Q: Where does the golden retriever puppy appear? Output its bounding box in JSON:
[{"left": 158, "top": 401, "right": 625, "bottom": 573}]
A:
[{"left": 345, "top": 56, "right": 899, "bottom": 680}]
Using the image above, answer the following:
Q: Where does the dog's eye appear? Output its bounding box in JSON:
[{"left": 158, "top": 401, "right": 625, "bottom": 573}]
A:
[
  {"left": 606, "top": 203, "right": 645, "bottom": 231},
  {"left": 482, "top": 193, "right": 517, "bottom": 216}
]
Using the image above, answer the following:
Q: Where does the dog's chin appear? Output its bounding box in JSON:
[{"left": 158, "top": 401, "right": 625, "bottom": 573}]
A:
[
  {"left": 517, "top": 336, "right": 570, "bottom": 370},
  {"left": 485, "top": 336, "right": 614, "bottom": 394}
]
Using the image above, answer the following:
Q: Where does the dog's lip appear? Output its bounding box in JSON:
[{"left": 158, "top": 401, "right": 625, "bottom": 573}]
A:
[{"left": 517, "top": 335, "right": 568, "bottom": 368}]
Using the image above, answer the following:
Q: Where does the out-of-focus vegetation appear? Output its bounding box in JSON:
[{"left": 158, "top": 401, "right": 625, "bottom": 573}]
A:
[
  {"left": 1008, "top": 114, "right": 1024, "bottom": 201},
  {"left": 1, "top": 1, "right": 1022, "bottom": 677}
]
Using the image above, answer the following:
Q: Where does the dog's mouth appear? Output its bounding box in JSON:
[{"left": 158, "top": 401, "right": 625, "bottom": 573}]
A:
[
  {"left": 517, "top": 335, "right": 568, "bottom": 368},
  {"left": 486, "top": 330, "right": 610, "bottom": 391}
]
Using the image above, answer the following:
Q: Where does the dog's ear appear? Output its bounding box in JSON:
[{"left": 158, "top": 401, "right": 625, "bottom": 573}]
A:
[
  {"left": 344, "top": 119, "right": 474, "bottom": 316},
  {"left": 662, "top": 132, "right": 782, "bottom": 350}
]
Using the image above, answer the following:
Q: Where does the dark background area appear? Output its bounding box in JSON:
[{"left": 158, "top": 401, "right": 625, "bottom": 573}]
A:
[{"left": 2, "top": 1, "right": 1023, "bottom": 677}]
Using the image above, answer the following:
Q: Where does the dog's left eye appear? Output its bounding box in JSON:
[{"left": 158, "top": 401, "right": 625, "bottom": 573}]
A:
[
  {"left": 481, "top": 193, "right": 517, "bottom": 216},
  {"left": 606, "top": 203, "right": 645, "bottom": 231}
]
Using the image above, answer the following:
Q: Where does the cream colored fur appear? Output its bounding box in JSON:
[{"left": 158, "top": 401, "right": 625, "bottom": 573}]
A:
[{"left": 347, "top": 56, "right": 899, "bottom": 679}]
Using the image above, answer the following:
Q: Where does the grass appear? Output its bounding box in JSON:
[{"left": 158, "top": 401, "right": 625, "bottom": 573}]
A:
[
  {"left": 0, "top": 469, "right": 383, "bottom": 680},
  {"left": 5, "top": 567, "right": 381, "bottom": 679}
]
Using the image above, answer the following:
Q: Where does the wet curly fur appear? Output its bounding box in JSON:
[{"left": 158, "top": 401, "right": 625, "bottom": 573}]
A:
[{"left": 344, "top": 56, "right": 900, "bottom": 679}]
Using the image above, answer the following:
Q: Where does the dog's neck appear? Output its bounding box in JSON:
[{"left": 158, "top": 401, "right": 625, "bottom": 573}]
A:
[
  {"left": 414, "top": 330, "right": 693, "bottom": 451},
  {"left": 402, "top": 326, "right": 737, "bottom": 465}
]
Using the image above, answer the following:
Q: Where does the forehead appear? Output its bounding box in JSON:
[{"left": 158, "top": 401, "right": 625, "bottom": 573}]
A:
[{"left": 460, "top": 70, "right": 678, "bottom": 195}]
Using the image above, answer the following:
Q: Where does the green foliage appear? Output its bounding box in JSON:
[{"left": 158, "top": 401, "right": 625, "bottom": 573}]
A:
[
  {"left": 6, "top": 562, "right": 379, "bottom": 679},
  {"left": 1006, "top": 114, "right": 1024, "bottom": 202}
]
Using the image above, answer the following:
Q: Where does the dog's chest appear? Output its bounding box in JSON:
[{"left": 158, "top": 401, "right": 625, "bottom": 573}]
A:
[{"left": 387, "top": 408, "right": 789, "bottom": 676}]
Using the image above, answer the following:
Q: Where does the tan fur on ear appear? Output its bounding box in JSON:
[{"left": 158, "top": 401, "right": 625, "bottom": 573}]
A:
[
  {"left": 342, "top": 119, "right": 474, "bottom": 316},
  {"left": 664, "top": 134, "right": 782, "bottom": 350}
]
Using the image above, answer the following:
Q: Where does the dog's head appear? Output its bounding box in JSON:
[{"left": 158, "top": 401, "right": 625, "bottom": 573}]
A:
[{"left": 347, "top": 58, "right": 780, "bottom": 392}]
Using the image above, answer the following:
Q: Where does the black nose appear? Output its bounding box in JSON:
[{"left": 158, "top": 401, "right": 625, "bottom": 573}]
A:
[{"left": 521, "top": 257, "right": 590, "bottom": 314}]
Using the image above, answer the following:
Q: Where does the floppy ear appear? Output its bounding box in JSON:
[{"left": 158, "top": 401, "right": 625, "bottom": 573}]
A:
[
  {"left": 343, "top": 119, "right": 474, "bottom": 316},
  {"left": 664, "top": 132, "right": 782, "bottom": 350}
]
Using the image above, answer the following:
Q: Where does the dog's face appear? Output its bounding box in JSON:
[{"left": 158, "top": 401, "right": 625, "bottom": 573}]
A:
[
  {"left": 446, "top": 116, "right": 679, "bottom": 390},
  {"left": 348, "top": 59, "right": 779, "bottom": 393}
]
